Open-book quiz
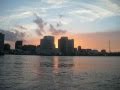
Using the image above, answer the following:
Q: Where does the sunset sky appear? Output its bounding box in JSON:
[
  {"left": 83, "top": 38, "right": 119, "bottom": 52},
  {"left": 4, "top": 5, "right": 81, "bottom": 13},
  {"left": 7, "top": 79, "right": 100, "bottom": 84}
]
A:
[{"left": 0, "top": 0, "right": 120, "bottom": 51}]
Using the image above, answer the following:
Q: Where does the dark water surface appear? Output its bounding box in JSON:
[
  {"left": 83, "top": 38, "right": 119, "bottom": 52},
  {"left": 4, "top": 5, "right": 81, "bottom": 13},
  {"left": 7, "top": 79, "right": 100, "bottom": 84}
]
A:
[{"left": 0, "top": 55, "right": 120, "bottom": 90}]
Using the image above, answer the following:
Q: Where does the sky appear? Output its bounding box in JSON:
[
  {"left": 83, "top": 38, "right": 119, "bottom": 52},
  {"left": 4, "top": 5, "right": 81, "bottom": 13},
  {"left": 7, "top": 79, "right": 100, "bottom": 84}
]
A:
[{"left": 0, "top": 0, "right": 120, "bottom": 51}]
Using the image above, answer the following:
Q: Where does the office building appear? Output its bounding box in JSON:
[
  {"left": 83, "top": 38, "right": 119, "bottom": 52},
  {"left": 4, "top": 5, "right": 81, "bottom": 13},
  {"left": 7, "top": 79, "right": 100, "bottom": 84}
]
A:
[
  {"left": 36, "top": 36, "right": 57, "bottom": 55},
  {"left": 4, "top": 43, "right": 10, "bottom": 51},
  {"left": 68, "top": 39, "right": 74, "bottom": 55},
  {"left": 58, "top": 37, "right": 68, "bottom": 55},
  {"left": 40, "top": 36, "right": 55, "bottom": 49},
  {"left": 58, "top": 37, "right": 74, "bottom": 55},
  {"left": 15, "top": 41, "right": 23, "bottom": 50},
  {"left": 0, "top": 33, "right": 5, "bottom": 53}
]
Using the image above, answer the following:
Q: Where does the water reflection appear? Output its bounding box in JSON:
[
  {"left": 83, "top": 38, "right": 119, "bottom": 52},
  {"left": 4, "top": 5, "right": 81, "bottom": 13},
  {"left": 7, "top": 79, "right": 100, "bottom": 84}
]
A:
[
  {"left": 73, "top": 56, "right": 120, "bottom": 74},
  {"left": 53, "top": 56, "right": 59, "bottom": 74},
  {"left": 0, "top": 55, "right": 120, "bottom": 90}
]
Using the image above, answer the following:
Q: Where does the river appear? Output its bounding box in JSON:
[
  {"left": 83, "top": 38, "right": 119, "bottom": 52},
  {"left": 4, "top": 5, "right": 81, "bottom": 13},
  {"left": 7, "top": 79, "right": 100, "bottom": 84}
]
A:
[{"left": 0, "top": 55, "right": 120, "bottom": 90}]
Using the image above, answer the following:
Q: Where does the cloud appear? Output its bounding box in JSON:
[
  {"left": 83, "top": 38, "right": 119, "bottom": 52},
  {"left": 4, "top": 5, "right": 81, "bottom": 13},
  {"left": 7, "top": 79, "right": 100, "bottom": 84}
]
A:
[
  {"left": 69, "top": 4, "right": 115, "bottom": 22},
  {"left": 110, "top": 0, "right": 120, "bottom": 7},
  {"left": 49, "top": 24, "right": 66, "bottom": 35},
  {"left": 15, "top": 25, "right": 28, "bottom": 30},
  {"left": 45, "top": 0, "right": 68, "bottom": 5},
  {"left": 0, "top": 11, "right": 34, "bottom": 29},
  {"left": 101, "top": 0, "right": 120, "bottom": 13},
  {"left": 7, "top": 6, "right": 48, "bottom": 16},
  {"left": 0, "top": 29, "right": 26, "bottom": 41},
  {"left": 33, "top": 14, "right": 47, "bottom": 36},
  {"left": 47, "top": 17, "right": 72, "bottom": 26},
  {"left": 68, "top": 0, "right": 120, "bottom": 22},
  {"left": 33, "top": 14, "right": 67, "bottom": 36},
  {"left": 0, "top": 11, "right": 33, "bottom": 21}
]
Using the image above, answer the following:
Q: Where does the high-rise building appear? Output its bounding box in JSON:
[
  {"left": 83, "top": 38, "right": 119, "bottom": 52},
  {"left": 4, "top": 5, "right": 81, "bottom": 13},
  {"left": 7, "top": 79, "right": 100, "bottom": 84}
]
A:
[
  {"left": 0, "top": 33, "right": 5, "bottom": 53},
  {"left": 68, "top": 39, "right": 74, "bottom": 55},
  {"left": 40, "top": 36, "right": 55, "bottom": 49},
  {"left": 58, "top": 37, "right": 74, "bottom": 55},
  {"left": 4, "top": 43, "right": 10, "bottom": 51},
  {"left": 36, "top": 36, "right": 57, "bottom": 55},
  {"left": 77, "top": 46, "right": 82, "bottom": 55},
  {"left": 58, "top": 37, "right": 68, "bottom": 55},
  {"left": 15, "top": 41, "right": 23, "bottom": 50},
  {"left": 78, "top": 46, "right": 81, "bottom": 51}
]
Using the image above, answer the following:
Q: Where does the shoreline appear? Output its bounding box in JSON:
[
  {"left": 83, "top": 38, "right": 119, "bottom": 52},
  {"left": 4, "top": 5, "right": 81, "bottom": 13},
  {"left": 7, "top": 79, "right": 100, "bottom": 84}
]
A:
[{"left": 2, "top": 54, "right": 120, "bottom": 56}]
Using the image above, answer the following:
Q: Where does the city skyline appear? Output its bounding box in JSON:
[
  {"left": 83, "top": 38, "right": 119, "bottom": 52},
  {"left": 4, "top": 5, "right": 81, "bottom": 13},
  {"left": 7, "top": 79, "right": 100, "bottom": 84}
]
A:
[
  {"left": 1, "top": 33, "right": 120, "bottom": 56},
  {"left": 0, "top": 0, "right": 120, "bottom": 51},
  {"left": 0, "top": 33, "right": 110, "bottom": 56}
]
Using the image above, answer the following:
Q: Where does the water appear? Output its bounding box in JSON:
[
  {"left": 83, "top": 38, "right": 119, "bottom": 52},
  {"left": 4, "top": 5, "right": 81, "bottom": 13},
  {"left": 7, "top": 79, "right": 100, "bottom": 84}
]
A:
[{"left": 0, "top": 55, "right": 120, "bottom": 90}]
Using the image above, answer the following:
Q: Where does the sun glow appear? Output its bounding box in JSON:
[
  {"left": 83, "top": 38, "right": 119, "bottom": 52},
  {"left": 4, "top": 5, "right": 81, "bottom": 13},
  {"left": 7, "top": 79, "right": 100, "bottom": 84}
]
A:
[{"left": 21, "top": 31, "right": 120, "bottom": 52}]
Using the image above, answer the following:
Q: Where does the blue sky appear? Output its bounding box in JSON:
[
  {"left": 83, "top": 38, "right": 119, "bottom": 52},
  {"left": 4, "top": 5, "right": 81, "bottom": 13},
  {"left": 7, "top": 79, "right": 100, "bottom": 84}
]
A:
[{"left": 0, "top": 0, "right": 120, "bottom": 33}]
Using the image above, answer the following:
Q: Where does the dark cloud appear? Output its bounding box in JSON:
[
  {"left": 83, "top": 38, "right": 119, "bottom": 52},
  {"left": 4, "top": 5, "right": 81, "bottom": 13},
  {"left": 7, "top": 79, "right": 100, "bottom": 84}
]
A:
[
  {"left": 0, "top": 29, "right": 26, "bottom": 41},
  {"left": 33, "top": 13, "right": 66, "bottom": 36},
  {"left": 49, "top": 24, "right": 66, "bottom": 35},
  {"left": 56, "top": 14, "right": 63, "bottom": 27},
  {"left": 33, "top": 14, "right": 47, "bottom": 36},
  {"left": 35, "top": 29, "right": 42, "bottom": 36},
  {"left": 56, "top": 21, "right": 62, "bottom": 27}
]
